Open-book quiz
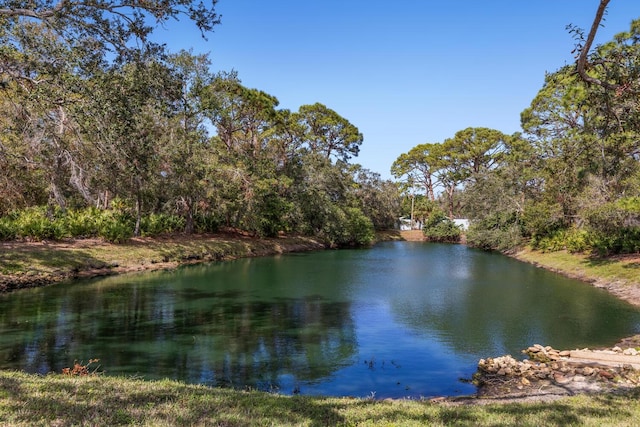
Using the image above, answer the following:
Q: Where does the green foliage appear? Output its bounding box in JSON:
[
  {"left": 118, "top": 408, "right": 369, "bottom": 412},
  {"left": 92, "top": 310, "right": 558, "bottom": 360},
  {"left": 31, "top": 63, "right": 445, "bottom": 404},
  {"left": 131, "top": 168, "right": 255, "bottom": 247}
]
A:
[
  {"left": 311, "top": 204, "right": 343, "bottom": 246},
  {"left": 0, "top": 217, "right": 17, "bottom": 240},
  {"left": 531, "top": 229, "right": 570, "bottom": 253},
  {"left": 317, "top": 205, "right": 375, "bottom": 247},
  {"left": 399, "top": 195, "right": 435, "bottom": 225},
  {"left": 422, "top": 208, "right": 461, "bottom": 243},
  {"left": 249, "top": 178, "right": 294, "bottom": 238},
  {"left": 616, "top": 196, "right": 640, "bottom": 213},
  {"left": 95, "top": 212, "right": 134, "bottom": 243},
  {"left": 529, "top": 223, "right": 639, "bottom": 256},
  {"left": 587, "top": 228, "right": 640, "bottom": 256},
  {"left": 61, "top": 208, "right": 102, "bottom": 238},
  {"left": 564, "top": 228, "right": 591, "bottom": 253},
  {"left": 140, "top": 213, "right": 185, "bottom": 237},
  {"left": 350, "top": 166, "right": 401, "bottom": 230},
  {"left": 0, "top": 7, "right": 420, "bottom": 244},
  {"left": 296, "top": 102, "right": 363, "bottom": 162},
  {"left": 194, "top": 213, "right": 222, "bottom": 233},
  {"left": 522, "top": 201, "right": 565, "bottom": 240},
  {"left": 11, "top": 207, "right": 66, "bottom": 240},
  {"left": 343, "top": 207, "right": 376, "bottom": 246},
  {"left": 466, "top": 215, "right": 523, "bottom": 252},
  {"left": 581, "top": 198, "right": 640, "bottom": 255},
  {"left": 442, "top": 20, "right": 640, "bottom": 254},
  {"left": 458, "top": 166, "right": 527, "bottom": 252},
  {"left": 0, "top": 207, "right": 191, "bottom": 243},
  {"left": 467, "top": 223, "right": 522, "bottom": 252}
]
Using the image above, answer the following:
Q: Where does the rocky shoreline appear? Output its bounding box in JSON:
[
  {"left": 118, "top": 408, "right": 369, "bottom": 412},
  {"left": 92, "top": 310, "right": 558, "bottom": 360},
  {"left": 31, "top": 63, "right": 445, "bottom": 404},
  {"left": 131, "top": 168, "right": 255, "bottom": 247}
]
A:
[{"left": 468, "top": 338, "right": 640, "bottom": 403}]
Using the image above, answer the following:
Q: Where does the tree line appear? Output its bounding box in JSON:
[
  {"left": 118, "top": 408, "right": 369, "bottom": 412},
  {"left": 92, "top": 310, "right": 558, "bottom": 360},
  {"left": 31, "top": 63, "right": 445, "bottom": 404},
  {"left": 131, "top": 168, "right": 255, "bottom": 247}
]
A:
[
  {"left": 393, "top": 16, "right": 640, "bottom": 255},
  {"left": 0, "top": 0, "right": 400, "bottom": 246},
  {"left": 3, "top": 1, "right": 637, "bottom": 255}
]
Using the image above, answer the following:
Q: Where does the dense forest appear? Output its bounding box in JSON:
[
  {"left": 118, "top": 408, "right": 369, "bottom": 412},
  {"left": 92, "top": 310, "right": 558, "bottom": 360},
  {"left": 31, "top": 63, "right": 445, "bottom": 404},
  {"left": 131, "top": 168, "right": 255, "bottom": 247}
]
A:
[
  {"left": 393, "top": 16, "right": 640, "bottom": 256},
  {"left": 0, "top": 0, "right": 400, "bottom": 247},
  {"left": 1, "top": 1, "right": 639, "bottom": 257}
]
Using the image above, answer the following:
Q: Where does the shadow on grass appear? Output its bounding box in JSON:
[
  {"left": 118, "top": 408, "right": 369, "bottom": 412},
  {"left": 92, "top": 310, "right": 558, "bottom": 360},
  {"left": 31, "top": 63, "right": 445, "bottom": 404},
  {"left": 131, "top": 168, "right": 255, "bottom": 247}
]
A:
[
  {"left": 0, "top": 373, "right": 344, "bottom": 426},
  {"left": 146, "top": 238, "right": 253, "bottom": 264},
  {"left": 3, "top": 372, "right": 640, "bottom": 426},
  {"left": 484, "top": 389, "right": 640, "bottom": 426},
  {"left": 0, "top": 246, "right": 112, "bottom": 292},
  {"left": 582, "top": 254, "right": 640, "bottom": 269},
  {"left": 0, "top": 373, "right": 482, "bottom": 426},
  {"left": 581, "top": 254, "right": 640, "bottom": 283}
]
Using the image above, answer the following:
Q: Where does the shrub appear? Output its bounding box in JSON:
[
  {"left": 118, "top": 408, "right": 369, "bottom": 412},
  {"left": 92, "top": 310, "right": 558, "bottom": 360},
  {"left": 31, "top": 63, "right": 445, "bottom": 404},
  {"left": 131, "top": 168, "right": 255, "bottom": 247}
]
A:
[
  {"left": 316, "top": 205, "right": 375, "bottom": 247},
  {"left": 531, "top": 229, "right": 567, "bottom": 253},
  {"left": 255, "top": 194, "right": 293, "bottom": 238},
  {"left": 529, "top": 227, "right": 592, "bottom": 254},
  {"left": 0, "top": 217, "right": 17, "bottom": 240},
  {"left": 522, "top": 201, "right": 565, "bottom": 239},
  {"left": 466, "top": 222, "right": 522, "bottom": 251},
  {"left": 140, "top": 213, "right": 185, "bottom": 236},
  {"left": 97, "top": 211, "right": 134, "bottom": 243},
  {"left": 13, "top": 207, "right": 65, "bottom": 240},
  {"left": 343, "top": 207, "right": 375, "bottom": 246},
  {"left": 61, "top": 208, "right": 101, "bottom": 238},
  {"left": 194, "top": 212, "right": 222, "bottom": 233},
  {"left": 582, "top": 199, "right": 640, "bottom": 255},
  {"left": 587, "top": 228, "right": 640, "bottom": 256},
  {"left": 0, "top": 206, "right": 202, "bottom": 243},
  {"left": 317, "top": 204, "right": 346, "bottom": 246},
  {"left": 422, "top": 209, "right": 461, "bottom": 243},
  {"left": 564, "top": 228, "right": 591, "bottom": 253}
]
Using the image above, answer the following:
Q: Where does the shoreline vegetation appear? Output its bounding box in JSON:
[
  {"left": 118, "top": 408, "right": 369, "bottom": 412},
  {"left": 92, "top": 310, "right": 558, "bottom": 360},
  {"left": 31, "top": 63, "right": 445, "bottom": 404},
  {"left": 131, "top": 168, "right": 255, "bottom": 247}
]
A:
[
  {"left": 2, "top": 231, "right": 640, "bottom": 426},
  {"left": 0, "top": 231, "right": 333, "bottom": 293}
]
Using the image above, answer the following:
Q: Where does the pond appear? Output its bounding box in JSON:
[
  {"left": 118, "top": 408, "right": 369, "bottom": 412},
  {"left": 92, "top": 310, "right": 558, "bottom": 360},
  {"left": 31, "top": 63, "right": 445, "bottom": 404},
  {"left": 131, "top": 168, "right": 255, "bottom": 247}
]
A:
[{"left": 1, "top": 241, "right": 639, "bottom": 399}]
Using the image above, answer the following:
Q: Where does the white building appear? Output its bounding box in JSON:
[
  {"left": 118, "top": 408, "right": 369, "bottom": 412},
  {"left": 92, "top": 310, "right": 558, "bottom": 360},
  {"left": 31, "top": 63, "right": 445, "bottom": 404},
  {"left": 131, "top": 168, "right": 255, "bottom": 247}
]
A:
[{"left": 453, "top": 219, "right": 469, "bottom": 230}]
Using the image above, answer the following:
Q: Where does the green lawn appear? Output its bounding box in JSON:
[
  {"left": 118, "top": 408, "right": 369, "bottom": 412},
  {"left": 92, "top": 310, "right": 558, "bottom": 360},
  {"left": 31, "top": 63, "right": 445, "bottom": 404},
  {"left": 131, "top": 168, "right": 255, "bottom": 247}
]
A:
[{"left": 1, "top": 371, "right": 639, "bottom": 426}]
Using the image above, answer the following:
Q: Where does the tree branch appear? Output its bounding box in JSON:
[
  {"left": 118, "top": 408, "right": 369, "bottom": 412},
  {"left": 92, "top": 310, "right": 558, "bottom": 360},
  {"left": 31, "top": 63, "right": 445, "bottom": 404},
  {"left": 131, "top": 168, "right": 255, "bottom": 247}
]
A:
[
  {"left": 0, "top": 0, "right": 67, "bottom": 19},
  {"left": 576, "top": 0, "right": 619, "bottom": 90}
]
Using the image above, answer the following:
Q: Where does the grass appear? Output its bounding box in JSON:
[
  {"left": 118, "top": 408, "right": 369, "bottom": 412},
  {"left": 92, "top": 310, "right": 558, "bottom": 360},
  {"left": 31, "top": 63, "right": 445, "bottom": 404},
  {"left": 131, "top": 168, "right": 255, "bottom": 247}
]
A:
[
  {"left": 1, "top": 371, "right": 639, "bottom": 426},
  {"left": 513, "top": 247, "right": 640, "bottom": 289},
  {"left": 0, "top": 233, "right": 328, "bottom": 291}
]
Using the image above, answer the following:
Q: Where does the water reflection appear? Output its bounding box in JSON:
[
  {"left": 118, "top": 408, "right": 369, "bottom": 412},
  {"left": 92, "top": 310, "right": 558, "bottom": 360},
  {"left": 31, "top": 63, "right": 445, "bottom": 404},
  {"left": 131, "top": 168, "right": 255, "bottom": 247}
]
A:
[
  {"left": 0, "top": 277, "right": 357, "bottom": 391},
  {"left": 381, "top": 244, "right": 640, "bottom": 356},
  {"left": 0, "top": 242, "right": 639, "bottom": 398}
]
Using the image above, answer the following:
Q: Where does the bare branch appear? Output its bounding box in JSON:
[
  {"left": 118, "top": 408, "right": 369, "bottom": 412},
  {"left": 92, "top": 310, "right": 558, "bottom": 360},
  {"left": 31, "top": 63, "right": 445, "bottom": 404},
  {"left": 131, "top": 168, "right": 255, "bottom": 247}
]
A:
[{"left": 576, "top": 0, "right": 619, "bottom": 90}]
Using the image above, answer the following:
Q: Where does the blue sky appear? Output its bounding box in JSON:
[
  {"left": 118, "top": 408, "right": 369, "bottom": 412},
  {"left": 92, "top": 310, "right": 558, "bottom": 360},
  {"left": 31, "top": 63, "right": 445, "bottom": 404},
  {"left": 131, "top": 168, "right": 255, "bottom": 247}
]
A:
[{"left": 160, "top": 1, "right": 639, "bottom": 179}]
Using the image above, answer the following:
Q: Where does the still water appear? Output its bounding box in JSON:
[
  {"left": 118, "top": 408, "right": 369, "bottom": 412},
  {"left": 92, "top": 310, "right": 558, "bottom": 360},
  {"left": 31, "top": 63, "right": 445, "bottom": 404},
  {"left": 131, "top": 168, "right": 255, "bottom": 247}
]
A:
[{"left": 1, "top": 242, "right": 640, "bottom": 398}]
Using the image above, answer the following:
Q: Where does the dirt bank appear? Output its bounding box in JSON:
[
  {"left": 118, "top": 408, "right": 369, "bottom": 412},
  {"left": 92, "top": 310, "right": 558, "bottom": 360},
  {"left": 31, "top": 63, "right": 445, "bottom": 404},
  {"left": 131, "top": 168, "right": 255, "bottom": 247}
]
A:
[{"left": 0, "top": 232, "right": 329, "bottom": 293}]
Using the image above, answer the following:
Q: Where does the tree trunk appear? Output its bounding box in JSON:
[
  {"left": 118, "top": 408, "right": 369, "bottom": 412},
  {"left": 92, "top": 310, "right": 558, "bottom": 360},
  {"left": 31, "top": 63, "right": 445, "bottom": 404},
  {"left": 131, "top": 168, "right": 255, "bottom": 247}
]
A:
[
  {"left": 446, "top": 186, "right": 455, "bottom": 219},
  {"left": 134, "top": 180, "right": 142, "bottom": 236},
  {"left": 184, "top": 197, "right": 194, "bottom": 234}
]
